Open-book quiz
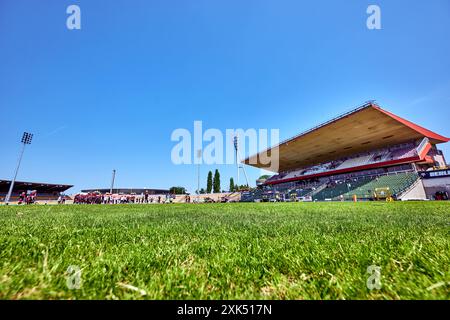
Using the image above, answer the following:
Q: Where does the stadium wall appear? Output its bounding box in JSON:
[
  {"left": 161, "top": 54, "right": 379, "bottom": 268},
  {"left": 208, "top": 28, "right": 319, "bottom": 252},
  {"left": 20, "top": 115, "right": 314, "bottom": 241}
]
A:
[
  {"left": 420, "top": 171, "right": 450, "bottom": 200},
  {"left": 174, "top": 193, "right": 241, "bottom": 203},
  {"left": 398, "top": 179, "right": 427, "bottom": 201}
]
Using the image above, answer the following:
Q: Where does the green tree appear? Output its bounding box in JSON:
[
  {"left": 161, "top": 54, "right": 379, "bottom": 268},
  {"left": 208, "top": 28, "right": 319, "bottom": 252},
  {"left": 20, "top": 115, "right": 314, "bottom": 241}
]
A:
[
  {"left": 206, "top": 171, "right": 213, "bottom": 194},
  {"left": 199, "top": 188, "right": 206, "bottom": 194},
  {"left": 213, "top": 169, "right": 221, "bottom": 193},
  {"left": 169, "top": 186, "right": 186, "bottom": 194},
  {"left": 235, "top": 184, "right": 249, "bottom": 191},
  {"left": 229, "top": 177, "right": 235, "bottom": 192}
]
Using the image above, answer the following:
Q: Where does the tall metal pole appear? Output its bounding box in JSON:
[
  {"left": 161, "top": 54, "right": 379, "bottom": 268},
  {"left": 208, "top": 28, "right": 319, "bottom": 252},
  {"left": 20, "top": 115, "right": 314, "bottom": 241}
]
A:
[
  {"left": 234, "top": 136, "right": 239, "bottom": 187},
  {"left": 236, "top": 142, "right": 250, "bottom": 187},
  {"left": 5, "top": 132, "right": 33, "bottom": 204},
  {"left": 110, "top": 169, "right": 116, "bottom": 194},
  {"left": 197, "top": 162, "right": 200, "bottom": 201},
  {"left": 197, "top": 149, "right": 201, "bottom": 203},
  {"left": 5, "top": 143, "right": 26, "bottom": 204},
  {"left": 236, "top": 152, "right": 239, "bottom": 187}
]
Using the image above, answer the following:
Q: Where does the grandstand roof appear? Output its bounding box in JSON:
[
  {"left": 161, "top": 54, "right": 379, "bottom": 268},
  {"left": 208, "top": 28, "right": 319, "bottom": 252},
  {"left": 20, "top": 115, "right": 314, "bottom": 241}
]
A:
[
  {"left": 243, "top": 102, "right": 449, "bottom": 172},
  {"left": 0, "top": 180, "right": 73, "bottom": 193}
]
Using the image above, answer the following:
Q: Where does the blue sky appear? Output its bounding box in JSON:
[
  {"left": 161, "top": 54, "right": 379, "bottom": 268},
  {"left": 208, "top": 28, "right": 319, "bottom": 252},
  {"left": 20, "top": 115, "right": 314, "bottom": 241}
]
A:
[{"left": 1, "top": 0, "right": 449, "bottom": 194}]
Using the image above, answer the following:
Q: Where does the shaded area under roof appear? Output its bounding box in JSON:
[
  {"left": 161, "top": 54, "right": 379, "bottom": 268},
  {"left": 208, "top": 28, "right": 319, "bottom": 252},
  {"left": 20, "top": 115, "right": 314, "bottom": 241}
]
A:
[
  {"left": 243, "top": 102, "right": 449, "bottom": 172},
  {"left": 0, "top": 180, "right": 73, "bottom": 193}
]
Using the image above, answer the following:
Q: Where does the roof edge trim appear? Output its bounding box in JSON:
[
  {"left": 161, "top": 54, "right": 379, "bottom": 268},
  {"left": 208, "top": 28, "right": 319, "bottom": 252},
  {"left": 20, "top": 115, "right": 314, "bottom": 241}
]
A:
[{"left": 372, "top": 105, "right": 449, "bottom": 143}]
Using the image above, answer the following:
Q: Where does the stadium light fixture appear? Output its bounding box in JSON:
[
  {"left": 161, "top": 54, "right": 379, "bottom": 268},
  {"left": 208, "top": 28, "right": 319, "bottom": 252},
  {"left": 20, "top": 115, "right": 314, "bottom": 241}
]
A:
[
  {"left": 21, "top": 132, "right": 33, "bottom": 145},
  {"left": 4, "top": 132, "right": 33, "bottom": 204}
]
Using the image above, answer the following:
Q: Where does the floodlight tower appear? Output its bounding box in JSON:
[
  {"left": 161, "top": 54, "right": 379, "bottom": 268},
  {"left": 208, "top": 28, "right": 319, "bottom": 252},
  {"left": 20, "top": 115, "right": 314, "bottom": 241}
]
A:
[
  {"left": 4, "top": 132, "right": 33, "bottom": 204},
  {"left": 197, "top": 149, "right": 202, "bottom": 199},
  {"left": 234, "top": 135, "right": 239, "bottom": 186},
  {"left": 233, "top": 135, "right": 249, "bottom": 188},
  {"left": 110, "top": 169, "right": 116, "bottom": 194}
]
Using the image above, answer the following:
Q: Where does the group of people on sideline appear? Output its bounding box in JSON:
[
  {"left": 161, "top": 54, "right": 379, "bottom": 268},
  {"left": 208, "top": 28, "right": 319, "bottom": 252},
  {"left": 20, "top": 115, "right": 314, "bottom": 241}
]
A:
[
  {"left": 73, "top": 192, "right": 173, "bottom": 204},
  {"left": 17, "top": 191, "right": 37, "bottom": 205}
]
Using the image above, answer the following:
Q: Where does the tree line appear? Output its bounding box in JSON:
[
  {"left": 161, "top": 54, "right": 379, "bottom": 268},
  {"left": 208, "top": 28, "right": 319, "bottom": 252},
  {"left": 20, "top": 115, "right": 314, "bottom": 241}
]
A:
[
  {"left": 171, "top": 169, "right": 250, "bottom": 195},
  {"left": 196, "top": 170, "right": 248, "bottom": 194}
]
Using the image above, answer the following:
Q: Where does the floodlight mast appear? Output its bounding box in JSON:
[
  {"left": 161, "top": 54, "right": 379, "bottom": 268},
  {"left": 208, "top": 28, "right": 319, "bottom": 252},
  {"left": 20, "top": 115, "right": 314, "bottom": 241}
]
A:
[
  {"left": 234, "top": 135, "right": 249, "bottom": 189},
  {"left": 197, "top": 149, "right": 201, "bottom": 202},
  {"left": 234, "top": 136, "right": 239, "bottom": 186},
  {"left": 5, "top": 132, "right": 33, "bottom": 204},
  {"left": 110, "top": 169, "right": 116, "bottom": 194}
]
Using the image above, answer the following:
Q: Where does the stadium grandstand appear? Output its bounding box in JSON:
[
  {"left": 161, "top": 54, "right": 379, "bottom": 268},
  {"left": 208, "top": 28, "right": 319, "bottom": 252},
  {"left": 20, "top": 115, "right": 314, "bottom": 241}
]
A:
[
  {"left": 241, "top": 102, "right": 449, "bottom": 202},
  {"left": 0, "top": 179, "right": 73, "bottom": 203}
]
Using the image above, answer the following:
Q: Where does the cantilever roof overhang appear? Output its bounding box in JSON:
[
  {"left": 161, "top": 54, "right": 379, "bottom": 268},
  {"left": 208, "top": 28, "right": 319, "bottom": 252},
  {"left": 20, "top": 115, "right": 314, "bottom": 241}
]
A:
[
  {"left": 243, "top": 102, "right": 449, "bottom": 173},
  {"left": 0, "top": 180, "right": 73, "bottom": 193}
]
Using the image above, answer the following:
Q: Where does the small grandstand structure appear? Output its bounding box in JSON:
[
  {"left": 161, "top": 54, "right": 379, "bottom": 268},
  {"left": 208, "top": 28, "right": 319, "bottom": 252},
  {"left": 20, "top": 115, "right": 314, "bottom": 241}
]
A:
[
  {"left": 0, "top": 180, "right": 73, "bottom": 202},
  {"left": 242, "top": 102, "right": 449, "bottom": 202}
]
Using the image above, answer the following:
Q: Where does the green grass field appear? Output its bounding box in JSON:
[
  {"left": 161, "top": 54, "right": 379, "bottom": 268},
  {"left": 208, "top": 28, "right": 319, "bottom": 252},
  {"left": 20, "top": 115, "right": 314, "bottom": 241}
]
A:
[{"left": 0, "top": 202, "right": 449, "bottom": 300}]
